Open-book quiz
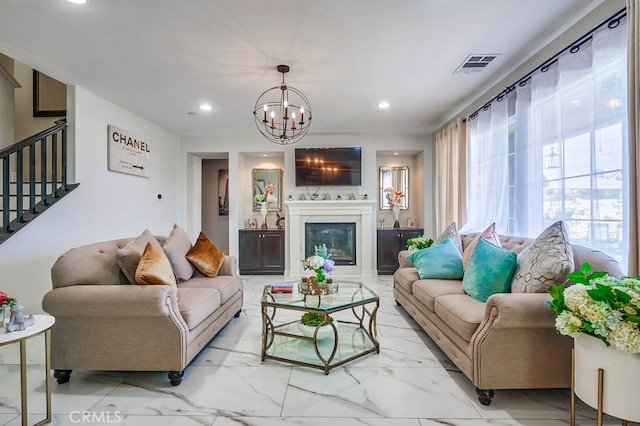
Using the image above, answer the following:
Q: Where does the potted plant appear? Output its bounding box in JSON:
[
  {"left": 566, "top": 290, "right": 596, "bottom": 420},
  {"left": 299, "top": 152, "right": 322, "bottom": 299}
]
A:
[
  {"left": 406, "top": 235, "right": 434, "bottom": 251},
  {"left": 298, "top": 312, "right": 336, "bottom": 340},
  {"left": 547, "top": 263, "right": 640, "bottom": 422}
]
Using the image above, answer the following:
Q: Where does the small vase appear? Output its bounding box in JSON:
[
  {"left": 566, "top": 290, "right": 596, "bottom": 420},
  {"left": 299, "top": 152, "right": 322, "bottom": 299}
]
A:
[
  {"left": 260, "top": 202, "right": 268, "bottom": 229},
  {"left": 392, "top": 204, "right": 400, "bottom": 228},
  {"left": 573, "top": 333, "right": 640, "bottom": 422}
]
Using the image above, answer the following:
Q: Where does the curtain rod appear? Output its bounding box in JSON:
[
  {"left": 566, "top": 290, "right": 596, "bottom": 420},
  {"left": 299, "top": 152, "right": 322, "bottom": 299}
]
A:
[{"left": 467, "top": 7, "right": 627, "bottom": 121}]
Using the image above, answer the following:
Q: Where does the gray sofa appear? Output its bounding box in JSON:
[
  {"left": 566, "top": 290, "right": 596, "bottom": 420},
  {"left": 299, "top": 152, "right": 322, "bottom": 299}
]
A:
[
  {"left": 393, "top": 233, "right": 623, "bottom": 405},
  {"left": 42, "top": 235, "right": 243, "bottom": 386}
]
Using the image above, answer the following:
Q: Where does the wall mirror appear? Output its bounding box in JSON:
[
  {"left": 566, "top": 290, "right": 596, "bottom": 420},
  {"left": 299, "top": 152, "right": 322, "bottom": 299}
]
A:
[
  {"left": 379, "top": 166, "right": 409, "bottom": 209},
  {"left": 253, "top": 168, "right": 283, "bottom": 212}
]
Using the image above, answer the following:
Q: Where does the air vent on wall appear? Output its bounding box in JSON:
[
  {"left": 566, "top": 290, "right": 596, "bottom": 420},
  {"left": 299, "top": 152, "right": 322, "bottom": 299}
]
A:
[{"left": 454, "top": 54, "right": 499, "bottom": 74}]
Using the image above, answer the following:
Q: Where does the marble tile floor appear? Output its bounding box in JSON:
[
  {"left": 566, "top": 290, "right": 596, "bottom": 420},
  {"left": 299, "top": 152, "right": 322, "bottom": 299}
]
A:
[{"left": 0, "top": 275, "right": 637, "bottom": 426}]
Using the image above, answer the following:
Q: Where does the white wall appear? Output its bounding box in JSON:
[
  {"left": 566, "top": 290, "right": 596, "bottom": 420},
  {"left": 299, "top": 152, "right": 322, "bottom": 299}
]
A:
[
  {"left": 181, "top": 134, "right": 433, "bottom": 257},
  {"left": 0, "top": 86, "right": 180, "bottom": 314}
]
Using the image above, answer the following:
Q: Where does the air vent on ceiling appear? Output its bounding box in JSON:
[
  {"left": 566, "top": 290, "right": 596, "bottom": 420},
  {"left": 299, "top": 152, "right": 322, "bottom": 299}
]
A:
[{"left": 454, "top": 54, "right": 499, "bottom": 74}]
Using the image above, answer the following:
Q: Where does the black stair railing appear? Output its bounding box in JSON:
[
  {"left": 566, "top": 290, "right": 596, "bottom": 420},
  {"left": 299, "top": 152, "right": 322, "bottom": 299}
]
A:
[{"left": 0, "top": 118, "right": 78, "bottom": 242}]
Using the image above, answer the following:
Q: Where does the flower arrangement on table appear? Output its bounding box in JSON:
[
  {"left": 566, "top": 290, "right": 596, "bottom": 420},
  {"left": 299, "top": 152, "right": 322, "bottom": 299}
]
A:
[
  {"left": 302, "top": 243, "right": 335, "bottom": 284},
  {"left": 547, "top": 263, "right": 640, "bottom": 354},
  {"left": 384, "top": 187, "right": 404, "bottom": 206},
  {"left": 406, "top": 235, "right": 434, "bottom": 251},
  {"left": 0, "top": 291, "right": 17, "bottom": 321}
]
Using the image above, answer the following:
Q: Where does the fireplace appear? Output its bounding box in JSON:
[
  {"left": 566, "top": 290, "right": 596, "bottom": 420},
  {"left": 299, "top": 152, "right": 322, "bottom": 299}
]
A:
[
  {"left": 305, "top": 222, "right": 356, "bottom": 265},
  {"left": 285, "top": 200, "right": 376, "bottom": 277}
]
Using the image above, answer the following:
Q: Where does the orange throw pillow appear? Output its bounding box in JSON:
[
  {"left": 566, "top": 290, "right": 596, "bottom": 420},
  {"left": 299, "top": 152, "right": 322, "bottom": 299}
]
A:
[
  {"left": 135, "top": 242, "right": 178, "bottom": 293},
  {"left": 186, "top": 232, "right": 225, "bottom": 278}
]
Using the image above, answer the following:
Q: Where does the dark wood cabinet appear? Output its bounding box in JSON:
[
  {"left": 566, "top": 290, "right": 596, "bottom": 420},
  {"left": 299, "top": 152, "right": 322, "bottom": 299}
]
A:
[
  {"left": 376, "top": 228, "right": 423, "bottom": 275},
  {"left": 239, "top": 229, "right": 285, "bottom": 275}
]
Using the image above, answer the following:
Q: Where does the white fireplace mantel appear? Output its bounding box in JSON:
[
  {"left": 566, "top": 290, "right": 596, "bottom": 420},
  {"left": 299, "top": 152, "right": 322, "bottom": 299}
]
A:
[{"left": 286, "top": 200, "right": 377, "bottom": 278}]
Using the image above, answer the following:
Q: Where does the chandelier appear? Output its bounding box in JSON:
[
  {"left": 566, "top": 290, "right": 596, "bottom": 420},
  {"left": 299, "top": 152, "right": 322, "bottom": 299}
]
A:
[{"left": 253, "top": 65, "right": 312, "bottom": 145}]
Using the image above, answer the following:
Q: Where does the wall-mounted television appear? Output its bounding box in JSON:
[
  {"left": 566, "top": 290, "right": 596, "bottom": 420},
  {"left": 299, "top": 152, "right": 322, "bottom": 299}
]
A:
[{"left": 295, "top": 147, "right": 362, "bottom": 187}]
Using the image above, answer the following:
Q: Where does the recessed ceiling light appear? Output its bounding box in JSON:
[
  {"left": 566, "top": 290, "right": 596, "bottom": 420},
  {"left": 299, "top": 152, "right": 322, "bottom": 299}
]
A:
[
  {"left": 394, "top": 152, "right": 399, "bottom": 155},
  {"left": 378, "top": 102, "right": 390, "bottom": 109},
  {"left": 199, "top": 104, "right": 212, "bottom": 111},
  {"left": 67, "top": 0, "right": 87, "bottom": 4}
]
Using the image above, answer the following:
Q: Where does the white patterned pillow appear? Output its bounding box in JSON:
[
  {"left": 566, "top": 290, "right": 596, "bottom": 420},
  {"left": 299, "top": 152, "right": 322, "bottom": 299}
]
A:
[
  {"left": 436, "top": 222, "right": 463, "bottom": 255},
  {"left": 511, "top": 221, "right": 574, "bottom": 293}
]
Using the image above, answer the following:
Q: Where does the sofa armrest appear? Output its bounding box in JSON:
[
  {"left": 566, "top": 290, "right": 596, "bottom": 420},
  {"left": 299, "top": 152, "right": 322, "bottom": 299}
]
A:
[
  {"left": 42, "top": 285, "right": 179, "bottom": 318},
  {"left": 480, "top": 292, "right": 556, "bottom": 329},
  {"left": 398, "top": 250, "right": 414, "bottom": 269},
  {"left": 218, "top": 255, "right": 239, "bottom": 278}
]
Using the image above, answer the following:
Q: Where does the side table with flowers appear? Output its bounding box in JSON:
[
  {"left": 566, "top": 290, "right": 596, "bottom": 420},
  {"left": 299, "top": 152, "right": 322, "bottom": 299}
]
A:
[{"left": 547, "top": 263, "right": 640, "bottom": 424}]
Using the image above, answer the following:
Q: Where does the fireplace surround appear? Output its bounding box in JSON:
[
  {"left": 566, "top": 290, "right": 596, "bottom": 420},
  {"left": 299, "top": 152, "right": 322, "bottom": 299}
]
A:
[{"left": 286, "top": 200, "right": 376, "bottom": 277}]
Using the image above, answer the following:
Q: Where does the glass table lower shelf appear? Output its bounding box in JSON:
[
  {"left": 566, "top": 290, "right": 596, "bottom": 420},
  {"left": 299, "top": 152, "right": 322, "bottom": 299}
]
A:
[{"left": 261, "top": 281, "right": 380, "bottom": 374}]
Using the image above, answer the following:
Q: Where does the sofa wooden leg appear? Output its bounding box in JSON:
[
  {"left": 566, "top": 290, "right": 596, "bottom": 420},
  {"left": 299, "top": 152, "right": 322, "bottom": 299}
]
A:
[
  {"left": 168, "top": 371, "right": 184, "bottom": 386},
  {"left": 53, "top": 369, "right": 72, "bottom": 384},
  {"left": 234, "top": 309, "right": 241, "bottom": 318},
  {"left": 475, "top": 387, "right": 494, "bottom": 405}
]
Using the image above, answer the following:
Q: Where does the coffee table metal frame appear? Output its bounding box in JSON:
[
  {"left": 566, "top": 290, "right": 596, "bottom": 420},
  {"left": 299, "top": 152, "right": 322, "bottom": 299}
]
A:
[{"left": 261, "top": 281, "right": 379, "bottom": 374}]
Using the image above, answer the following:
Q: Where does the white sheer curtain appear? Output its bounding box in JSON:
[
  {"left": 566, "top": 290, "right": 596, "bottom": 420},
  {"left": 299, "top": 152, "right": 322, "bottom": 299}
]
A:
[
  {"left": 463, "top": 97, "right": 510, "bottom": 234},
  {"left": 513, "top": 16, "right": 628, "bottom": 266},
  {"left": 435, "top": 117, "right": 466, "bottom": 232},
  {"left": 627, "top": 0, "right": 640, "bottom": 276}
]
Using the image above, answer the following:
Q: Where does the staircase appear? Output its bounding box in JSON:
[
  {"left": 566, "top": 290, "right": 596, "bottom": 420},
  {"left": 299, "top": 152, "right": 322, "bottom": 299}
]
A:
[{"left": 0, "top": 119, "right": 79, "bottom": 244}]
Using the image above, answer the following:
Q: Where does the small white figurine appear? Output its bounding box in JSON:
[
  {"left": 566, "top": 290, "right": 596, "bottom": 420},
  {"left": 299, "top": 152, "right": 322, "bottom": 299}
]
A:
[{"left": 6, "top": 304, "right": 35, "bottom": 332}]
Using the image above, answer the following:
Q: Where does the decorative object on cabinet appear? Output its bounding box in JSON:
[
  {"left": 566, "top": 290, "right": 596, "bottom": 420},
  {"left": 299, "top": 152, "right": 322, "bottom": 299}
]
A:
[
  {"left": 253, "top": 168, "right": 282, "bottom": 212},
  {"left": 239, "top": 229, "right": 285, "bottom": 275},
  {"left": 377, "top": 228, "right": 423, "bottom": 274},
  {"left": 253, "top": 64, "right": 312, "bottom": 145},
  {"left": 248, "top": 218, "right": 257, "bottom": 229},
  {"left": 406, "top": 217, "right": 416, "bottom": 228},
  {"left": 379, "top": 166, "right": 408, "bottom": 209}
]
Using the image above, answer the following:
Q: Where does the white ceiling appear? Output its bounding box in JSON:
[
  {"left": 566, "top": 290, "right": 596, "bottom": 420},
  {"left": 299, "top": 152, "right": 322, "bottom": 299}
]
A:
[{"left": 0, "top": 0, "right": 606, "bottom": 139}]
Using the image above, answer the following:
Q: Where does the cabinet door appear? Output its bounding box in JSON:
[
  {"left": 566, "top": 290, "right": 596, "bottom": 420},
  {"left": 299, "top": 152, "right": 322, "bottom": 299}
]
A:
[
  {"left": 239, "top": 231, "right": 262, "bottom": 273},
  {"left": 260, "top": 231, "right": 285, "bottom": 272},
  {"left": 376, "top": 230, "right": 403, "bottom": 275},
  {"left": 400, "top": 229, "right": 423, "bottom": 249}
]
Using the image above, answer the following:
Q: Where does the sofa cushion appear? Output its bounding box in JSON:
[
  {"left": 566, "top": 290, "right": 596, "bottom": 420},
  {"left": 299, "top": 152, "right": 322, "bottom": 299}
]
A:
[
  {"left": 116, "top": 229, "right": 163, "bottom": 284},
  {"left": 163, "top": 224, "right": 195, "bottom": 282},
  {"left": 394, "top": 267, "right": 420, "bottom": 294},
  {"left": 511, "top": 220, "right": 574, "bottom": 293},
  {"left": 186, "top": 232, "right": 225, "bottom": 278},
  {"left": 463, "top": 237, "right": 517, "bottom": 302},
  {"left": 135, "top": 242, "right": 178, "bottom": 294},
  {"left": 412, "top": 279, "right": 465, "bottom": 312},
  {"left": 436, "top": 222, "right": 463, "bottom": 254},
  {"left": 180, "top": 275, "right": 241, "bottom": 304},
  {"left": 407, "top": 237, "right": 463, "bottom": 279},
  {"left": 434, "top": 294, "right": 485, "bottom": 343},
  {"left": 177, "top": 287, "right": 221, "bottom": 330},
  {"left": 462, "top": 223, "right": 501, "bottom": 270}
]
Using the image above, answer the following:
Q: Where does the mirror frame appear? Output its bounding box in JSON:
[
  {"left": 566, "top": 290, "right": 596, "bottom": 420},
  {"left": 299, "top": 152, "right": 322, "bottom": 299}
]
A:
[
  {"left": 253, "top": 168, "right": 283, "bottom": 212},
  {"left": 379, "top": 166, "right": 409, "bottom": 209}
]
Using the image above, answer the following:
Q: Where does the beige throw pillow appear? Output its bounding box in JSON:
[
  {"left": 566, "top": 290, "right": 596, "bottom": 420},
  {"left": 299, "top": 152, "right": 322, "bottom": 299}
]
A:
[
  {"left": 135, "top": 242, "right": 178, "bottom": 294},
  {"left": 511, "top": 221, "right": 574, "bottom": 293},
  {"left": 436, "top": 222, "right": 463, "bottom": 255},
  {"left": 186, "top": 232, "right": 225, "bottom": 278},
  {"left": 162, "top": 224, "right": 195, "bottom": 282},
  {"left": 116, "top": 229, "right": 163, "bottom": 284},
  {"left": 462, "top": 223, "right": 502, "bottom": 270}
]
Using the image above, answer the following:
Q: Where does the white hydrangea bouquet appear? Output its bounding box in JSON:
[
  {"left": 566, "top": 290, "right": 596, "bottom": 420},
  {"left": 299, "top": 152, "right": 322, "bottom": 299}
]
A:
[
  {"left": 547, "top": 263, "right": 640, "bottom": 354},
  {"left": 406, "top": 235, "right": 433, "bottom": 251}
]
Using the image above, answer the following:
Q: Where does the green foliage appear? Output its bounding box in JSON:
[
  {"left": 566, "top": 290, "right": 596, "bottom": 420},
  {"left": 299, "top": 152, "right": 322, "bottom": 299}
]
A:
[{"left": 300, "top": 312, "right": 333, "bottom": 326}]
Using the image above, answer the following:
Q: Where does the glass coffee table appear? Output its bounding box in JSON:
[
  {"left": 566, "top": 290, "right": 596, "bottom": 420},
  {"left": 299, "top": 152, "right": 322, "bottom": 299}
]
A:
[{"left": 261, "top": 280, "right": 379, "bottom": 374}]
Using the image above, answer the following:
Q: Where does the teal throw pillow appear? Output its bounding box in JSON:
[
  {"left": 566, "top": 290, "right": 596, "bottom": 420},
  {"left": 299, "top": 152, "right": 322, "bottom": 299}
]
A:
[
  {"left": 463, "top": 236, "right": 517, "bottom": 302},
  {"left": 407, "top": 237, "right": 463, "bottom": 279}
]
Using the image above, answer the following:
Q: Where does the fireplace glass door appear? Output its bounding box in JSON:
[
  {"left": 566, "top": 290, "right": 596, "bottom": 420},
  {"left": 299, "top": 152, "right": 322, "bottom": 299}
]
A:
[{"left": 305, "top": 222, "right": 356, "bottom": 266}]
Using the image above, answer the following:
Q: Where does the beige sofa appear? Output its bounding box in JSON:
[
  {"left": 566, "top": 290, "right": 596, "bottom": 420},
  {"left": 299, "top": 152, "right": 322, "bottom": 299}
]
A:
[
  {"left": 42, "top": 235, "right": 243, "bottom": 386},
  {"left": 393, "top": 233, "right": 623, "bottom": 405}
]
